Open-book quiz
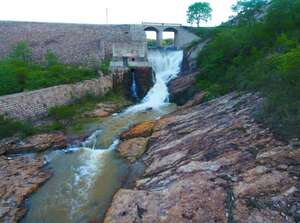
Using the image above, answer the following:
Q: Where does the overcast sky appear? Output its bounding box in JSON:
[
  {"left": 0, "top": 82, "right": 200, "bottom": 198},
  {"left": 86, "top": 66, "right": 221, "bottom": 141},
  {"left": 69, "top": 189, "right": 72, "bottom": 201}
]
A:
[{"left": 0, "top": 0, "right": 237, "bottom": 26}]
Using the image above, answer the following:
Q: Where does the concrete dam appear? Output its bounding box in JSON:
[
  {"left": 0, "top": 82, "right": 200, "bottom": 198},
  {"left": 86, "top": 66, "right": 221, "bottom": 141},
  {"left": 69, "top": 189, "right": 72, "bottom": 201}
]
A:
[
  {"left": 0, "top": 21, "right": 199, "bottom": 101},
  {"left": 0, "top": 21, "right": 199, "bottom": 65}
]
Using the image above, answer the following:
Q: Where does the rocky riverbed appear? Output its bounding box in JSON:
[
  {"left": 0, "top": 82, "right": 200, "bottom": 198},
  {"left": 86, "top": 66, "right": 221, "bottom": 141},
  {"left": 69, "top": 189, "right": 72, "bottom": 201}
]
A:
[
  {"left": 0, "top": 155, "right": 51, "bottom": 223},
  {"left": 0, "top": 101, "right": 126, "bottom": 223},
  {"left": 105, "top": 92, "right": 300, "bottom": 223}
]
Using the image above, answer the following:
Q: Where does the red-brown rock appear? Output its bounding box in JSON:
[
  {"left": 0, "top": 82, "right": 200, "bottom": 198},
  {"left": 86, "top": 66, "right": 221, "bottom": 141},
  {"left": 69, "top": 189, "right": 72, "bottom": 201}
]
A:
[{"left": 120, "top": 120, "right": 157, "bottom": 140}]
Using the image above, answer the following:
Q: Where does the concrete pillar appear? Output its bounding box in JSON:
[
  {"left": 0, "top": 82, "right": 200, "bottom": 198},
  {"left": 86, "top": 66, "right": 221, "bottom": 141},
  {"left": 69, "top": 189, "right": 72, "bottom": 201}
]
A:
[
  {"left": 157, "top": 30, "right": 163, "bottom": 48},
  {"left": 174, "top": 31, "right": 179, "bottom": 48}
]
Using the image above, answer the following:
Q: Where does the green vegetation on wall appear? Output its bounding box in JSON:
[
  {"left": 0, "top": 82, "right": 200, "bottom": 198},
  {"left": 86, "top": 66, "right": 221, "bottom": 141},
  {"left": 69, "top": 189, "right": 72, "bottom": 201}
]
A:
[
  {"left": 0, "top": 88, "right": 130, "bottom": 140},
  {"left": 196, "top": 0, "right": 300, "bottom": 138},
  {"left": 0, "top": 42, "right": 110, "bottom": 96}
]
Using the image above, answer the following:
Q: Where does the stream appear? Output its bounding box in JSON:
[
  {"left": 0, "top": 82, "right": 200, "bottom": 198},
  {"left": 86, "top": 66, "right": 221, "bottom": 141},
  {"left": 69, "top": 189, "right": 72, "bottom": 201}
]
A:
[{"left": 22, "top": 49, "right": 183, "bottom": 223}]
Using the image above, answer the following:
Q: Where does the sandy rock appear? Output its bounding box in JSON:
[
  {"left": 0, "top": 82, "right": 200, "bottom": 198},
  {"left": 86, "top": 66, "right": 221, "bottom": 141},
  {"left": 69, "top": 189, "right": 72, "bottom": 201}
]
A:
[
  {"left": 120, "top": 120, "right": 157, "bottom": 140},
  {"left": 117, "top": 137, "right": 149, "bottom": 162},
  {"left": 0, "top": 155, "right": 51, "bottom": 222}
]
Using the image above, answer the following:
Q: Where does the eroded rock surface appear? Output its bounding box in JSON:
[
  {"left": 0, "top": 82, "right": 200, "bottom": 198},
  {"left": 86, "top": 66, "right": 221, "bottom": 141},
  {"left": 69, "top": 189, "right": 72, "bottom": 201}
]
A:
[
  {"left": 120, "top": 120, "right": 157, "bottom": 140},
  {"left": 0, "top": 133, "right": 67, "bottom": 155},
  {"left": 82, "top": 103, "right": 120, "bottom": 118},
  {"left": 117, "top": 137, "right": 149, "bottom": 163},
  {"left": 168, "top": 72, "right": 198, "bottom": 105},
  {"left": 105, "top": 92, "right": 300, "bottom": 223},
  {"left": 0, "top": 155, "right": 51, "bottom": 223}
]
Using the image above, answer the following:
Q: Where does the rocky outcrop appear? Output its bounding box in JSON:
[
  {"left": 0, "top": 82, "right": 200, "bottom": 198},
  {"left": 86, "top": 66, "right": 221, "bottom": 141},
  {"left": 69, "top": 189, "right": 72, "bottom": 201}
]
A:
[
  {"left": 0, "top": 133, "right": 67, "bottom": 155},
  {"left": 168, "top": 72, "right": 198, "bottom": 105},
  {"left": 117, "top": 137, "right": 149, "bottom": 163},
  {"left": 82, "top": 103, "right": 120, "bottom": 118},
  {"left": 0, "top": 155, "right": 51, "bottom": 223},
  {"left": 181, "top": 39, "right": 209, "bottom": 73},
  {"left": 104, "top": 92, "right": 300, "bottom": 222},
  {"left": 120, "top": 120, "right": 156, "bottom": 140}
]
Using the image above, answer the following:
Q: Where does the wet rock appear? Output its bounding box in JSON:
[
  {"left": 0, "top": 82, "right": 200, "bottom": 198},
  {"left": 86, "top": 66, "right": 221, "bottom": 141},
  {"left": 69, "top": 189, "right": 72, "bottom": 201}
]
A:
[
  {"left": 105, "top": 92, "right": 300, "bottom": 223},
  {"left": 120, "top": 120, "right": 157, "bottom": 140},
  {"left": 168, "top": 72, "right": 198, "bottom": 105},
  {"left": 0, "top": 155, "right": 51, "bottom": 223},
  {"left": 6, "top": 133, "right": 67, "bottom": 154},
  {"left": 83, "top": 103, "right": 119, "bottom": 118},
  {"left": 123, "top": 67, "right": 154, "bottom": 100},
  {"left": 0, "top": 137, "right": 19, "bottom": 155},
  {"left": 117, "top": 137, "right": 149, "bottom": 163}
]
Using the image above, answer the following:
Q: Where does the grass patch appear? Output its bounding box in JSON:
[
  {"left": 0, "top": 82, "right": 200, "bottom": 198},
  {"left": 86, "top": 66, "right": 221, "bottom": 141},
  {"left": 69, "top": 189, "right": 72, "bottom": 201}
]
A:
[
  {"left": 0, "top": 88, "right": 130, "bottom": 140},
  {"left": 0, "top": 42, "right": 111, "bottom": 96},
  {"left": 48, "top": 88, "right": 130, "bottom": 127},
  {"left": 0, "top": 115, "right": 35, "bottom": 139}
]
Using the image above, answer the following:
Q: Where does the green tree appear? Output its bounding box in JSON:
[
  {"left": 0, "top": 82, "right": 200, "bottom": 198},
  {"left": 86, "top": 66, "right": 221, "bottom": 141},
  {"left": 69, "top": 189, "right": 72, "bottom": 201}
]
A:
[
  {"left": 187, "top": 2, "right": 212, "bottom": 27},
  {"left": 9, "top": 41, "right": 32, "bottom": 62},
  {"left": 44, "top": 49, "right": 59, "bottom": 67},
  {"left": 232, "top": 0, "right": 269, "bottom": 25}
]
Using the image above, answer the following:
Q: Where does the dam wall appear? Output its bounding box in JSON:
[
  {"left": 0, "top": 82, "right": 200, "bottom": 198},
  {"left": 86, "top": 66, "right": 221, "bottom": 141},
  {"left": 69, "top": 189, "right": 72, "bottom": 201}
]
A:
[{"left": 0, "top": 21, "right": 146, "bottom": 65}]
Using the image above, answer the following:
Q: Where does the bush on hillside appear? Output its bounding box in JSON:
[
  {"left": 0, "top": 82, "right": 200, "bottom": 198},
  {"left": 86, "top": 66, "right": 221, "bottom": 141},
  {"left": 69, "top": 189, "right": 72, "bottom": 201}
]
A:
[
  {"left": 196, "top": 0, "right": 300, "bottom": 138},
  {"left": 0, "top": 43, "right": 99, "bottom": 96}
]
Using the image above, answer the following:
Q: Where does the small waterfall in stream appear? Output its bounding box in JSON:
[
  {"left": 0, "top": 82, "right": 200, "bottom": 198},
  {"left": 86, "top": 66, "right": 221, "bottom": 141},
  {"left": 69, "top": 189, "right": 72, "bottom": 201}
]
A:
[
  {"left": 126, "top": 49, "right": 183, "bottom": 113},
  {"left": 130, "top": 72, "right": 139, "bottom": 101},
  {"left": 23, "top": 49, "right": 183, "bottom": 223}
]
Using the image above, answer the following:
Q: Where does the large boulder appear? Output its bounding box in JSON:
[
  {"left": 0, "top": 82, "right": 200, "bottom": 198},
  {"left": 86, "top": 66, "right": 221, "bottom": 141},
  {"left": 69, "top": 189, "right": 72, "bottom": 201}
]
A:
[{"left": 117, "top": 137, "right": 149, "bottom": 163}]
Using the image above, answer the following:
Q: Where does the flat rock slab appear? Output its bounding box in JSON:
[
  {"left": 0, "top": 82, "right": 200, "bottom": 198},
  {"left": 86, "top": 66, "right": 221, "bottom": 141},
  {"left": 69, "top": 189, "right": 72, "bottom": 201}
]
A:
[
  {"left": 1, "top": 133, "right": 67, "bottom": 155},
  {"left": 0, "top": 155, "right": 51, "bottom": 223},
  {"left": 104, "top": 92, "right": 300, "bottom": 222}
]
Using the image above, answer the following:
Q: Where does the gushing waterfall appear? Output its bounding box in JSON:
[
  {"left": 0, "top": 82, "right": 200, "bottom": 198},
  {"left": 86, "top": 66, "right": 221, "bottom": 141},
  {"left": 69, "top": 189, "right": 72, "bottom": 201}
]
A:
[{"left": 125, "top": 49, "right": 183, "bottom": 113}]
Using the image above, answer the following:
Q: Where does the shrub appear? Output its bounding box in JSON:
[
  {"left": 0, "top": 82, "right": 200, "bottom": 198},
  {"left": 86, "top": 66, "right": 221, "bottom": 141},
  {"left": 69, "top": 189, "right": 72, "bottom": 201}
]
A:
[
  {"left": 9, "top": 41, "right": 32, "bottom": 62},
  {"left": 99, "top": 59, "right": 110, "bottom": 75},
  {"left": 0, "top": 115, "right": 34, "bottom": 139},
  {"left": 44, "top": 49, "right": 59, "bottom": 67},
  {"left": 0, "top": 43, "right": 98, "bottom": 96},
  {"left": 196, "top": 0, "right": 300, "bottom": 138}
]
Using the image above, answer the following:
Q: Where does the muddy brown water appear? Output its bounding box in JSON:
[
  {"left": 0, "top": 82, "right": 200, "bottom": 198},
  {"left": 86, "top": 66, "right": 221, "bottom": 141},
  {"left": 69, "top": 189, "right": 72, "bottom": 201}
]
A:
[{"left": 22, "top": 105, "right": 176, "bottom": 223}]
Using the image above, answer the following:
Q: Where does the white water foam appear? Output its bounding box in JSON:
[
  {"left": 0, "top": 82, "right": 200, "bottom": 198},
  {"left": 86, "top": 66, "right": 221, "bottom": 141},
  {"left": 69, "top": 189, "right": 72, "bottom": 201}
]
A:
[{"left": 125, "top": 49, "right": 183, "bottom": 113}]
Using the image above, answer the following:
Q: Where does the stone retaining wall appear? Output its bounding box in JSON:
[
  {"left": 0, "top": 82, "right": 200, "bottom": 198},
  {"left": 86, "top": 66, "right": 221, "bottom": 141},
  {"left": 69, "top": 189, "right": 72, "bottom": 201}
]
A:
[{"left": 0, "top": 76, "right": 112, "bottom": 120}]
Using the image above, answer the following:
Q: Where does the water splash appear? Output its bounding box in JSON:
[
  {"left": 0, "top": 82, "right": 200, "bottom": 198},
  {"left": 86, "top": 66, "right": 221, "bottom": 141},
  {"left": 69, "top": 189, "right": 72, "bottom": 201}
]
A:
[
  {"left": 125, "top": 49, "right": 183, "bottom": 113},
  {"left": 130, "top": 72, "right": 139, "bottom": 101}
]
